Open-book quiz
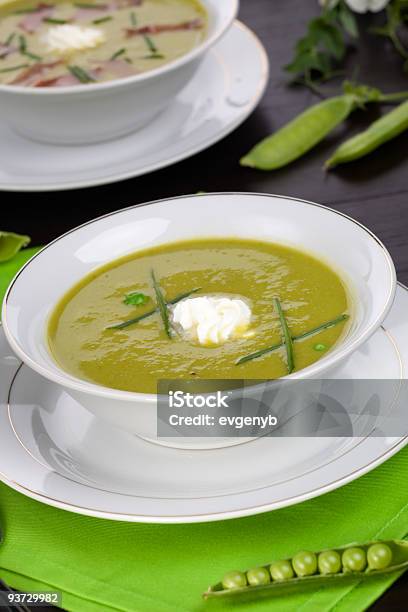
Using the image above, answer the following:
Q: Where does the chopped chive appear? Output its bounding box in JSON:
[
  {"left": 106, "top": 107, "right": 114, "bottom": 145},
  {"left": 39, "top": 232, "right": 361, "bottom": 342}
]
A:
[
  {"left": 22, "top": 50, "right": 43, "bottom": 61},
  {"left": 5, "top": 32, "right": 15, "bottom": 46},
  {"left": 151, "top": 270, "right": 171, "bottom": 339},
  {"left": 43, "top": 17, "right": 68, "bottom": 24},
  {"left": 236, "top": 314, "right": 349, "bottom": 365},
  {"left": 74, "top": 2, "right": 108, "bottom": 8},
  {"left": 143, "top": 34, "right": 157, "bottom": 54},
  {"left": 314, "top": 343, "right": 327, "bottom": 352},
  {"left": 92, "top": 15, "right": 112, "bottom": 24},
  {"left": 110, "top": 47, "right": 126, "bottom": 60},
  {"left": 107, "top": 288, "right": 201, "bottom": 330},
  {"left": 18, "top": 35, "right": 41, "bottom": 60},
  {"left": 18, "top": 35, "right": 27, "bottom": 53},
  {"left": 68, "top": 64, "right": 95, "bottom": 83},
  {"left": 273, "top": 298, "right": 294, "bottom": 374},
  {"left": 130, "top": 11, "right": 137, "bottom": 26},
  {"left": 13, "top": 7, "right": 42, "bottom": 14},
  {"left": 0, "top": 62, "right": 29, "bottom": 73},
  {"left": 124, "top": 57, "right": 132, "bottom": 63},
  {"left": 143, "top": 53, "right": 165, "bottom": 59}
]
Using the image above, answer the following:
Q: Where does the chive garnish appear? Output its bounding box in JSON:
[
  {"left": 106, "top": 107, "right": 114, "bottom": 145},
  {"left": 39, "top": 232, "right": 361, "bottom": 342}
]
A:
[
  {"left": 68, "top": 65, "right": 95, "bottom": 83},
  {"left": 22, "top": 50, "right": 42, "bottom": 60},
  {"left": 43, "top": 17, "right": 68, "bottom": 24},
  {"left": 143, "top": 53, "right": 165, "bottom": 59},
  {"left": 74, "top": 2, "right": 108, "bottom": 8},
  {"left": 130, "top": 11, "right": 137, "bottom": 26},
  {"left": 13, "top": 7, "right": 43, "bottom": 14},
  {"left": 107, "top": 288, "right": 201, "bottom": 330},
  {"left": 273, "top": 297, "right": 294, "bottom": 374},
  {"left": 92, "top": 15, "right": 112, "bottom": 24},
  {"left": 18, "top": 34, "right": 42, "bottom": 61},
  {"left": 143, "top": 34, "right": 157, "bottom": 54},
  {"left": 151, "top": 270, "right": 171, "bottom": 339},
  {"left": 236, "top": 314, "right": 349, "bottom": 365},
  {"left": 5, "top": 32, "right": 15, "bottom": 46},
  {"left": 18, "top": 35, "right": 27, "bottom": 53},
  {"left": 0, "top": 63, "right": 29, "bottom": 73},
  {"left": 110, "top": 47, "right": 126, "bottom": 60}
]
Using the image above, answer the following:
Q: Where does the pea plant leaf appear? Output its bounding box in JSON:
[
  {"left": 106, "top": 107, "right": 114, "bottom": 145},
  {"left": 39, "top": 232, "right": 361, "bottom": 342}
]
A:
[
  {"left": 285, "top": 1, "right": 358, "bottom": 87},
  {"left": 123, "top": 291, "right": 149, "bottom": 306},
  {"left": 0, "top": 231, "right": 30, "bottom": 263}
]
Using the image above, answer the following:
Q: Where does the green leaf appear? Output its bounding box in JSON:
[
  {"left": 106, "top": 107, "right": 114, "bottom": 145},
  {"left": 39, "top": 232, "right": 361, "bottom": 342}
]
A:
[
  {"left": 338, "top": 2, "right": 358, "bottom": 38},
  {"left": 123, "top": 291, "right": 149, "bottom": 306},
  {"left": 310, "top": 20, "right": 345, "bottom": 60},
  {"left": 0, "top": 232, "right": 31, "bottom": 263},
  {"left": 0, "top": 247, "right": 40, "bottom": 314}
]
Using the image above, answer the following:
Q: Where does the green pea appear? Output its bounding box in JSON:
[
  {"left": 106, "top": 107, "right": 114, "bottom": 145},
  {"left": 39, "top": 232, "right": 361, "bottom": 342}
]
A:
[
  {"left": 246, "top": 567, "right": 271, "bottom": 586},
  {"left": 314, "top": 343, "right": 327, "bottom": 352},
  {"left": 318, "top": 550, "right": 342, "bottom": 574},
  {"left": 269, "top": 559, "right": 294, "bottom": 581},
  {"left": 292, "top": 551, "right": 318, "bottom": 577},
  {"left": 367, "top": 543, "right": 393, "bottom": 570},
  {"left": 326, "top": 99, "right": 408, "bottom": 169},
  {"left": 221, "top": 570, "right": 247, "bottom": 590},
  {"left": 240, "top": 95, "right": 356, "bottom": 170},
  {"left": 342, "top": 547, "right": 367, "bottom": 572}
]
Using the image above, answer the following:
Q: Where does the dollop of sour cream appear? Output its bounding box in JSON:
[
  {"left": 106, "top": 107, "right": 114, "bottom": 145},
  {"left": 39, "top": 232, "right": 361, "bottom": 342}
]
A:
[
  {"left": 172, "top": 296, "right": 252, "bottom": 346},
  {"left": 43, "top": 25, "right": 106, "bottom": 54}
]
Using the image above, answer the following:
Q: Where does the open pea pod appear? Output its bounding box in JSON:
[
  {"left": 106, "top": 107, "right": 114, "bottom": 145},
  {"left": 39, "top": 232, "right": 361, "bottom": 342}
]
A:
[{"left": 203, "top": 539, "right": 408, "bottom": 600}]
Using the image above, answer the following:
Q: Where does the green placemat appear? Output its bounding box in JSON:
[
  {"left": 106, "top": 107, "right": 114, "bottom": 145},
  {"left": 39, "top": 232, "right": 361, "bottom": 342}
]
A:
[{"left": 1, "top": 248, "right": 407, "bottom": 612}]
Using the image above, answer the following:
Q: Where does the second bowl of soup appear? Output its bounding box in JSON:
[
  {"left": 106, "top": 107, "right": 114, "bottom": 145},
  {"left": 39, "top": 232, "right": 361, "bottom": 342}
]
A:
[{"left": 0, "top": 0, "right": 238, "bottom": 143}]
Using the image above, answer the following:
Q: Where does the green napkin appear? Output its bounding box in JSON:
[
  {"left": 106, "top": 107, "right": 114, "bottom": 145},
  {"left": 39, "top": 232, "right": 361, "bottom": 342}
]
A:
[{"left": 1, "top": 249, "right": 407, "bottom": 612}]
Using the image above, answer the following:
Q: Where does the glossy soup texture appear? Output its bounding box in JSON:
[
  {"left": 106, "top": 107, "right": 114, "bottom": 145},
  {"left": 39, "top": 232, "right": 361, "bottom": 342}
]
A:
[
  {"left": 48, "top": 238, "right": 350, "bottom": 393},
  {"left": 0, "top": 0, "right": 207, "bottom": 86}
]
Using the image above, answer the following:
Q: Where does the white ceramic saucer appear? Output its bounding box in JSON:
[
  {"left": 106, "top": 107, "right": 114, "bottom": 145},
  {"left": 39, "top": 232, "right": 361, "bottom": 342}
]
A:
[
  {"left": 0, "top": 283, "right": 407, "bottom": 523},
  {"left": 0, "top": 21, "right": 268, "bottom": 192}
]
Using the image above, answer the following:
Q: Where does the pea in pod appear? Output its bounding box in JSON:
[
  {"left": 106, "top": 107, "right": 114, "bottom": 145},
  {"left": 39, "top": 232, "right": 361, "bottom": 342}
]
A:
[
  {"left": 203, "top": 539, "right": 408, "bottom": 600},
  {"left": 240, "top": 94, "right": 356, "bottom": 170},
  {"left": 326, "top": 99, "right": 408, "bottom": 168}
]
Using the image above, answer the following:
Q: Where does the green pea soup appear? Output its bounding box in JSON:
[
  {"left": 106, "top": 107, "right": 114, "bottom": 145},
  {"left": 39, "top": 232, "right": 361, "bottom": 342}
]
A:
[{"left": 47, "top": 237, "right": 351, "bottom": 393}]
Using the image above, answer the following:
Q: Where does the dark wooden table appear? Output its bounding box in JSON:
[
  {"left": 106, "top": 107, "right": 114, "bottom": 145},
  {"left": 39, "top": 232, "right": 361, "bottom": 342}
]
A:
[{"left": 1, "top": 0, "right": 407, "bottom": 610}]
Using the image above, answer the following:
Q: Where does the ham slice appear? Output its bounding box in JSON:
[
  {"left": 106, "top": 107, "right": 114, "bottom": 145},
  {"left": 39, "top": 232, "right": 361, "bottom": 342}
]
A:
[
  {"left": 18, "top": 3, "right": 55, "bottom": 33},
  {"left": 74, "top": 0, "right": 141, "bottom": 22},
  {"left": 94, "top": 58, "right": 135, "bottom": 78},
  {"left": 10, "top": 61, "right": 61, "bottom": 86},
  {"left": 33, "top": 59, "right": 135, "bottom": 87},
  {"left": 35, "top": 73, "right": 81, "bottom": 87},
  {"left": 125, "top": 19, "right": 203, "bottom": 37},
  {"left": 0, "top": 44, "right": 16, "bottom": 59}
]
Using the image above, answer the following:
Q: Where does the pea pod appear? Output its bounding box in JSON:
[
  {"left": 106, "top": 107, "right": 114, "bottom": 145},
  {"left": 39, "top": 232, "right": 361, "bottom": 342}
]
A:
[
  {"left": 326, "top": 99, "right": 408, "bottom": 168},
  {"left": 240, "top": 95, "right": 356, "bottom": 170},
  {"left": 203, "top": 539, "right": 408, "bottom": 600}
]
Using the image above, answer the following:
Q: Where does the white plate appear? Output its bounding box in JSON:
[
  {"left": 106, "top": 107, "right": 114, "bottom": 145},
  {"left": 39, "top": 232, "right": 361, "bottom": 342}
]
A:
[
  {"left": 0, "top": 21, "right": 268, "bottom": 192},
  {"left": 0, "top": 284, "right": 407, "bottom": 523}
]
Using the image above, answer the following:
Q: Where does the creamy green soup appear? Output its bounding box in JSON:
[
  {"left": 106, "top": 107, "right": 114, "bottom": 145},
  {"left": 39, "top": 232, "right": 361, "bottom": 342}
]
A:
[
  {"left": 48, "top": 238, "right": 350, "bottom": 393},
  {"left": 0, "top": 0, "right": 207, "bottom": 86}
]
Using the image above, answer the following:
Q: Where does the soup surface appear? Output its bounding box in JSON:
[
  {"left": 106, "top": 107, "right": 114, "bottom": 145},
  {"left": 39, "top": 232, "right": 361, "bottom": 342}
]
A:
[
  {"left": 48, "top": 238, "right": 350, "bottom": 393},
  {"left": 0, "top": 0, "right": 206, "bottom": 86}
]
